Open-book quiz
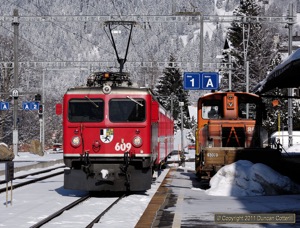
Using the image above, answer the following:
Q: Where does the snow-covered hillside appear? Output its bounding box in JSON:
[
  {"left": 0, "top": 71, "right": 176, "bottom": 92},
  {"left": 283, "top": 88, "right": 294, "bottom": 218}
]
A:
[{"left": 1, "top": 0, "right": 300, "bottom": 145}]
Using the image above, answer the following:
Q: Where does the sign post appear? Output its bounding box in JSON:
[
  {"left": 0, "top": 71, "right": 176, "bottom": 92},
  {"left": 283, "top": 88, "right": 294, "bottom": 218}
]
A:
[{"left": 5, "top": 161, "right": 14, "bottom": 207}]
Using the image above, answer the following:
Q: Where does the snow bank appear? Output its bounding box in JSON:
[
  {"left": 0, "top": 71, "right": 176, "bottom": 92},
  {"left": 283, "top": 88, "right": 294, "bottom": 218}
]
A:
[
  {"left": 0, "top": 142, "right": 14, "bottom": 161},
  {"left": 286, "top": 144, "right": 300, "bottom": 155},
  {"left": 206, "top": 160, "right": 300, "bottom": 197}
]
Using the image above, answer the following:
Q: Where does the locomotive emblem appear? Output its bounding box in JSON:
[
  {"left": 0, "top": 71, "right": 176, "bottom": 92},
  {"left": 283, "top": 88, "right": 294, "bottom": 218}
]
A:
[{"left": 100, "top": 128, "right": 114, "bottom": 143}]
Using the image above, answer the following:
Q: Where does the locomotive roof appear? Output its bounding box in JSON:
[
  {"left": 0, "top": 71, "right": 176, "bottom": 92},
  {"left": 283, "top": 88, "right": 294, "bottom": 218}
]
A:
[
  {"left": 201, "top": 91, "right": 260, "bottom": 98},
  {"left": 200, "top": 91, "right": 261, "bottom": 102},
  {"left": 65, "top": 86, "right": 152, "bottom": 96}
]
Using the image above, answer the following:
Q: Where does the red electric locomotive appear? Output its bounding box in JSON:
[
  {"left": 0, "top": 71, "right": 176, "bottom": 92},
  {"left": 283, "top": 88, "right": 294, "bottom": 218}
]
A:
[{"left": 57, "top": 72, "right": 174, "bottom": 192}]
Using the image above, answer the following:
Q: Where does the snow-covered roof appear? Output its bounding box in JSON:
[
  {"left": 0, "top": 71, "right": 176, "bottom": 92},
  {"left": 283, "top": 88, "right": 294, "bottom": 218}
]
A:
[{"left": 253, "top": 48, "right": 300, "bottom": 94}]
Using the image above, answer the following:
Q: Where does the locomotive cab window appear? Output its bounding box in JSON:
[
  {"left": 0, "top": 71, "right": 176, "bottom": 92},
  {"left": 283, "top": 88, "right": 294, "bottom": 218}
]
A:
[
  {"left": 68, "top": 99, "right": 104, "bottom": 122},
  {"left": 202, "top": 102, "right": 222, "bottom": 119},
  {"left": 238, "top": 102, "right": 257, "bottom": 119},
  {"left": 109, "top": 98, "right": 146, "bottom": 122}
]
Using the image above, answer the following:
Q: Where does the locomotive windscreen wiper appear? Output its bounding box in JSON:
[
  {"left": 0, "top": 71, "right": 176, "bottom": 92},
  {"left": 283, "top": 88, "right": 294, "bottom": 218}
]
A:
[
  {"left": 85, "top": 96, "right": 99, "bottom": 108},
  {"left": 126, "top": 96, "right": 144, "bottom": 106}
]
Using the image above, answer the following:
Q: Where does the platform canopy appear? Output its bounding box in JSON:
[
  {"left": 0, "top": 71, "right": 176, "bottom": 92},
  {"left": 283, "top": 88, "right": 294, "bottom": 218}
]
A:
[{"left": 253, "top": 48, "right": 300, "bottom": 94}]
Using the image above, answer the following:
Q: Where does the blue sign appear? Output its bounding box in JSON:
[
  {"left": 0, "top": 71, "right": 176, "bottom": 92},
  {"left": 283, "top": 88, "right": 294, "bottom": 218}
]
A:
[
  {"left": 201, "top": 72, "right": 219, "bottom": 90},
  {"left": 31, "top": 102, "right": 40, "bottom": 110},
  {"left": 23, "top": 102, "right": 30, "bottom": 110},
  {"left": 22, "top": 102, "right": 40, "bottom": 111},
  {"left": 183, "top": 72, "right": 201, "bottom": 90},
  {"left": 0, "top": 102, "right": 10, "bottom": 110},
  {"left": 184, "top": 72, "right": 219, "bottom": 90}
]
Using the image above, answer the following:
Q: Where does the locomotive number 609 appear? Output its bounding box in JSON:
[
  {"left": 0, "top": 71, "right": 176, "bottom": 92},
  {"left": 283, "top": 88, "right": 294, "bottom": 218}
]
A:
[{"left": 115, "top": 142, "right": 132, "bottom": 152}]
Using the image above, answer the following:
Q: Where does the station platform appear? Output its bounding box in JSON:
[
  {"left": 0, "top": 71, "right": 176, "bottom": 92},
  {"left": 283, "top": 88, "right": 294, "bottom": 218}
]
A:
[{"left": 0, "top": 151, "right": 64, "bottom": 176}]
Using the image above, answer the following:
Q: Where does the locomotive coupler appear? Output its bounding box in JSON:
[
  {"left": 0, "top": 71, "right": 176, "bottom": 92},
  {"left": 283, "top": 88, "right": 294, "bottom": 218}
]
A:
[
  {"left": 82, "top": 151, "right": 92, "bottom": 178},
  {"left": 120, "top": 152, "right": 131, "bottom": 191},
  {"left": 276, "top": 139, "right": 283, "bottom": 152}
]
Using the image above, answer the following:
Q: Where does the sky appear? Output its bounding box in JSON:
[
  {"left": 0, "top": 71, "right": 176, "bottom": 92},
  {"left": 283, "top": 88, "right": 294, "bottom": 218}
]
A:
[{"left": 0, "top": 145, "right": 300, "bottom": 227}]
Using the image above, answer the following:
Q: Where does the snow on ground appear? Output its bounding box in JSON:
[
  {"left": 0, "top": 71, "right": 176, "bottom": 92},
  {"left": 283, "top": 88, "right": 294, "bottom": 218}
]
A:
[
  {"left": 206, "top": 144, "right": 300, "bottom": 197},
  {"left": 166, "top": 162, "right": 300, "bottom": 228},
  {"left": 206, "top": 160, "right": 300, "bottom": 197},
  {"left": 0, "top": 146, "right": 300, "bottom": 227},
  {"left": 286, "top": 144, "right": 300, "bottom": 153},
  {"left": 0, "top": 150, "right": 63, "bottom": 173},
  {"left": 2, "top": 150, "right": 63, "bottom": 163}
]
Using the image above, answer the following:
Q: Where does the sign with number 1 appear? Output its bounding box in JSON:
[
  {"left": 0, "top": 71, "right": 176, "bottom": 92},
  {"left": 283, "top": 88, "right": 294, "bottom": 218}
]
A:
[{"left": 183, "top": 72, "right": 219, "bottom": 90}]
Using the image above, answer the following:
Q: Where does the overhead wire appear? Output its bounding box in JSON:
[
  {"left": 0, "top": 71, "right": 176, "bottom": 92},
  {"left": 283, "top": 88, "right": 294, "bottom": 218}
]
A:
[
  {"left": 4, "top": 0, "right": 209, "bottom": 70},
  {"left": 107, "top": 0, "right": 149, "bottom": 70},
  {"left": 5, "top": 0, "right": 115, "bottom": 60},
  {"left": 0, "top": 24, "right": 65, "bottom": 62},
  {"left": 108, "top": 0, "right": 178, "bottom": 64}
]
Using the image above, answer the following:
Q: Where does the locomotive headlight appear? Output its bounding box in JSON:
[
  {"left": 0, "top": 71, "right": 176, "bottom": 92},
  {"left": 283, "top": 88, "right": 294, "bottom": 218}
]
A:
[
  {"left": 103, "top": 85, "right": 111, "bottom": 94},
  {"left": 132, "top": 136, "right": 142, "bottom": 147},
  {"left": 71, "top": 136, "right": 81, "bottom": 147}
]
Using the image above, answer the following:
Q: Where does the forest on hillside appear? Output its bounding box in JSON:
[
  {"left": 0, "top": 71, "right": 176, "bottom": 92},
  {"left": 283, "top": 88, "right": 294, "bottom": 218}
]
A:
[{"left": 0, "top": 0, "right": 299, "bottom": 146}]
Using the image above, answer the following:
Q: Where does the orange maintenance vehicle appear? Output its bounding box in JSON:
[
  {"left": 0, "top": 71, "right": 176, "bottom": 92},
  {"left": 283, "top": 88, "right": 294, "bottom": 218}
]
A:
[{"left": 195, "top": 91, "right": 280, "bottom": 179}]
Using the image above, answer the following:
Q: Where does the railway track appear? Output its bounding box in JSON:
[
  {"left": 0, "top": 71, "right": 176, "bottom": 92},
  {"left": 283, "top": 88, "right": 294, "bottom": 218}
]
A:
[
  {"left": 0, "top": 166, "right": 65, "bottom": 193},
  {"left": 2, "top": 162, "right": 298, "bottom": 227},
  {"left": 0, "top": 165, "right": 65, "bottom": 185},
  {"left": 85, "top": 194, "right": 125, "bottom": 228},
  {"left": 30, "top": 193, "right": 127, "bottom": 228}
]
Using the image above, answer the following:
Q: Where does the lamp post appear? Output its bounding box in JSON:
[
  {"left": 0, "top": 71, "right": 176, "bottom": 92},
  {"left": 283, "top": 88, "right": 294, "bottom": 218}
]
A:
[
  {"left": 287, "top": 4, "right": 294, "bottom": 147},
  {"left": 179, "top": 101, "right": 184, "bottom": 153},
  {"left": 12, "top": 9, "right": 19, "bottom": 157}
]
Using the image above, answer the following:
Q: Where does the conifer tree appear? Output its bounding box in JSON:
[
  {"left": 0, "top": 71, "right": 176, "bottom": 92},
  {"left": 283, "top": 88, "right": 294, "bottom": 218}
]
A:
[
  {"left": 154, "top": 55, "right": 190, "bottom": 130},
  {"left": 219, "top": 0, "right": 295, "bottom": 136},
  {"left": 220, "top": 0, "right": 277, "bottom": 92}
]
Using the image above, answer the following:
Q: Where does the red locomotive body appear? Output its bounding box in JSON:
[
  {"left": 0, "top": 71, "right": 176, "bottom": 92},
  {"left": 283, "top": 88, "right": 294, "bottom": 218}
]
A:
[{"left": 59, "top": 72, "right": 173, "bottom": 192}]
